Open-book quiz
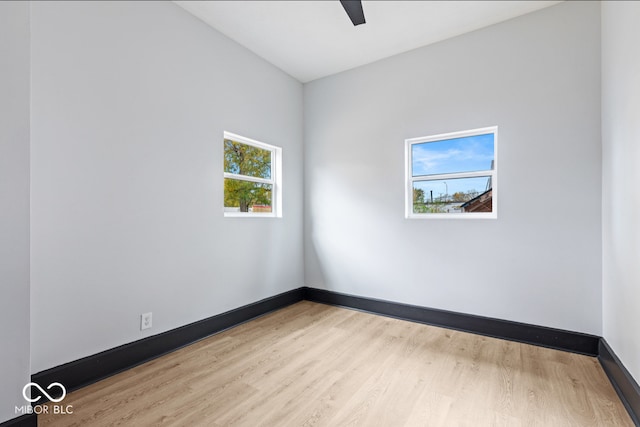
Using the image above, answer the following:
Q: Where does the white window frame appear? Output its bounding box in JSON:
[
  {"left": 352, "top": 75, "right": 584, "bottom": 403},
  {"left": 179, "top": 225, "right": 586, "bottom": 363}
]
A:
[
  {"left": 405, "top": 126, "right": 498, "bottom": 219},
  {"left": 223, "top": 131, "right": 282, "bottom": 218}
]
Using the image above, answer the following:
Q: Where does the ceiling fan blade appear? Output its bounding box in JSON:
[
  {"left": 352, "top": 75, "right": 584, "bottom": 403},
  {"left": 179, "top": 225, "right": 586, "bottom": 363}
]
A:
[{"left": 340, "top": 0, "right": 366, "bottom": 26}]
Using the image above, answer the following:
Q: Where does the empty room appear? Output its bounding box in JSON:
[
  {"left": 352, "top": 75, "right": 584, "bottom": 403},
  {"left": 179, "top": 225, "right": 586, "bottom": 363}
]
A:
[{"left": 1, "top": 0, "right": 639, "bottom": 426}]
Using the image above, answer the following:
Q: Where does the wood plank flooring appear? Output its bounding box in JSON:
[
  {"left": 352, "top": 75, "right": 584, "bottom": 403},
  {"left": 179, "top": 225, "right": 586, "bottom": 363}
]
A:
[{"left": 39, "top": 301, "right": 633, "bottom": 426}]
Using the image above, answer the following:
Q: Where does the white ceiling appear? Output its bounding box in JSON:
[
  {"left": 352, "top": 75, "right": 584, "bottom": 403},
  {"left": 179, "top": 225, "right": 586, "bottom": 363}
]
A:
[{"left": 175, "top": 1, "right": 562, "bottom": 83}]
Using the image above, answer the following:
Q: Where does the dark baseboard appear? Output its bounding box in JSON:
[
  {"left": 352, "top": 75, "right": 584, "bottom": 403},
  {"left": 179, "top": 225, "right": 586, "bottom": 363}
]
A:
[
  {"left": 305, "top": 286, "right": 640, "bottom": 424},
  {"left": 303, "top": 287, "right": 600, "bottom": 356},
  {"left": 0, "top": 414, "right": 37, "bottom": 427},
  {"left": 31, "top": 285, "right": 640, "bottom": 425},
  {"left": 599, "top": 339, "right": 640, "bottom": 426},
  {"left": 31, "top": 288, "right": 304, "bottom": 403}
]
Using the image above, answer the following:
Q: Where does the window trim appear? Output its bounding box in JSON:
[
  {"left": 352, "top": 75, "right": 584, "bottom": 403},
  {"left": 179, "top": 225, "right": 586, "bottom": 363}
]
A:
[
  {"left": 405, "top": 126, "right": 498, "bottom": 219},
  {"left": 223, "top": 131, "right": 282, "bottom": 218}
]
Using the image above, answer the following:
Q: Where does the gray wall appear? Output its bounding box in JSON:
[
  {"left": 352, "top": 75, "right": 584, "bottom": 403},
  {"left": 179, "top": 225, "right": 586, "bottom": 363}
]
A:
[
  {"left": 602, "top": 1, "right": 640, "bottom": 382},
  {"left": 30, "top": 1, "right": 304, "bottom": 373},
  {"left": 304, "top": 1, "right": 602, "bottom": 334},
  {"left": 0, "top": 1, "right": 31, "bottom": 422}
]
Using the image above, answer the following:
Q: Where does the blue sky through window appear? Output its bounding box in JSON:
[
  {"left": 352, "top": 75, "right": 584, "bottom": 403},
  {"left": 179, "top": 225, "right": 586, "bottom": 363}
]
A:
[{"left": 412, "top": 133, "right": 494, "bottom": 177}]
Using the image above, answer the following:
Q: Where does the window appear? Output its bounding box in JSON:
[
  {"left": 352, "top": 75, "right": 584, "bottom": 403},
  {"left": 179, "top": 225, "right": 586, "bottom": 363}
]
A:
[
  {"left": 224, "top": 131, "right": 282, "bottom": 217},
  {"left": 405, "top": 126, "right": 497, "bottom": 218}
]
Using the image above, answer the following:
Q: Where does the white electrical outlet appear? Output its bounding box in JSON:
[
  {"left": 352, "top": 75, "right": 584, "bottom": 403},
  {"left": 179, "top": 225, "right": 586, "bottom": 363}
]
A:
[{"left": 140, "top": 312, "right": 152, "bottom": 331}]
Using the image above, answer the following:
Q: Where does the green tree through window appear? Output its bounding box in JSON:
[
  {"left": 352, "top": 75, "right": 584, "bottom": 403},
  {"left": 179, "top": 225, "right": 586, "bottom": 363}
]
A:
[{"left": 224, "top": 138, "right": 273, "bottom": 213}]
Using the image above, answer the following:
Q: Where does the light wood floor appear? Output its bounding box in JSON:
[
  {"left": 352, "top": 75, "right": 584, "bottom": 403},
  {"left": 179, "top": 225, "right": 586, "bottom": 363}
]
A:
[{"left": 40, "top": 301, "right": 633, "bottom": 426}]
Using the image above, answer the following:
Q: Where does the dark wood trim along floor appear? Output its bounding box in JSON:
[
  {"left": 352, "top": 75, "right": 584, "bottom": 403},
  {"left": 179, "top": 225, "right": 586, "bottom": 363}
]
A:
[
  {"left": 31, "top": 288, "right": 305, "bottom": 403},
  {"left": 599, "top": 339, "right": 640, "bottom": 425},
  {"left": 304, "top": 287, "right": 639, "bottom": 426},
  {"left": 303, "top": 287, "right": 600, "bottom": 356},
  {"left": 0, "top": 414, "right": 37, "bottom": 427},
  {"left": 28, "top": 286, "right": 640, "bottom": 426},
  {"left": 37, "top": 301, "right": 633, "bottom": 426}
]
